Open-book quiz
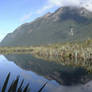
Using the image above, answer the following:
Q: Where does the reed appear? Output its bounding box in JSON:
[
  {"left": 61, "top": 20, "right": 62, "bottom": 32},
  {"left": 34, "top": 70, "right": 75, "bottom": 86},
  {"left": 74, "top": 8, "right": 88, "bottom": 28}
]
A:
[{"left": 1, "top": 73, "right": 47, "bottom": 92}]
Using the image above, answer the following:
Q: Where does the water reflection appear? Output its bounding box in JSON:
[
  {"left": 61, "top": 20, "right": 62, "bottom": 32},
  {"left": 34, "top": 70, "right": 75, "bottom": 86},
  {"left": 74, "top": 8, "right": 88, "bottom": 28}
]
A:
[
  {"left": 0, "top": 55, "right": 60, "bottom": 92},
  {"left": 4, "top": 54, "right": 91, "bottom": 85},
  {"left": 1, "top": 54, "right": 92, "bottom": 92}
]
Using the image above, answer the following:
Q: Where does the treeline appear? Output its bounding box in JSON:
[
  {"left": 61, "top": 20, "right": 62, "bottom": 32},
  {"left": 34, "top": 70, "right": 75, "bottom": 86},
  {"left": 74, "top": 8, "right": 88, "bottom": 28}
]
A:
[{"left": 0, "top": 47, "right": 34, "bottom": 54}]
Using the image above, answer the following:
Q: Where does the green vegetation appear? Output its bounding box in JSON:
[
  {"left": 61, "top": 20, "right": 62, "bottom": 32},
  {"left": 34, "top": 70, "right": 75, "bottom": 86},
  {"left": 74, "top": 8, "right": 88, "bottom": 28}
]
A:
[
  {"left": 0, "top": 39, "right": 92, "bottom": 72},
  {"left": 1, "top": 73, "right": 47, "bottom": 92},
  {"left": 0, "top": 7, "right": 92, "bottom": 46},
  {"left": 2, "top": 73, "right": 30, "bottom": 92},
  {"left": 0, "top": 46, "right": 34, "bottom": 54},
  {"left": 32, "top": 39, "right": 92, "bottom": 72}
]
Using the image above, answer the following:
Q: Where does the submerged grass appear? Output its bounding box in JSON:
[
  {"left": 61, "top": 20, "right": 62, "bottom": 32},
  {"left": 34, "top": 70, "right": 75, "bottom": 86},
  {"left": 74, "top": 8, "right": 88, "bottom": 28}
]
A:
[{"left": 1, "top": 73, "right": 47, "bottom": 92}]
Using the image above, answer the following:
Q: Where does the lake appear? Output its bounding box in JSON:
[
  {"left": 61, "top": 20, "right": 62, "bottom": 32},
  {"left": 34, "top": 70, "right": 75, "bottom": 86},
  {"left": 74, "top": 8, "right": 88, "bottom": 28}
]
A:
[{"left": 0, "top": 54, "right": 92, "bottom": 92}]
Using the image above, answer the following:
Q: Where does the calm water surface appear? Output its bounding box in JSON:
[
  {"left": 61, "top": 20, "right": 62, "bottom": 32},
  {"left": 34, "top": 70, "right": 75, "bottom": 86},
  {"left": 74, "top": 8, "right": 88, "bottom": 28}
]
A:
[{"left": 0, "top": 55, "right": 92, "bottom": 92}]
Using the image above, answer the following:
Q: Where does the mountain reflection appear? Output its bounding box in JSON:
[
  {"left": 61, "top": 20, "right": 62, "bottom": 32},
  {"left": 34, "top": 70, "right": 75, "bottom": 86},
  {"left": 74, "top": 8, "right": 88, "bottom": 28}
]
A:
[{"left": 5, "top": 54, "right": 91, "bottom": 85}]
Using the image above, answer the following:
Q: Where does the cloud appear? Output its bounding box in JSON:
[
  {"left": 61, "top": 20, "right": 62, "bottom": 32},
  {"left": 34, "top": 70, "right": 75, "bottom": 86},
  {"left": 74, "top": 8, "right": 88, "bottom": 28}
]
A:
[
  {"left": 48, "top": 0, "right": 81, "bottom": 7},
  {"left": 36, "top": 5, "right": 53, "bottom": 14},
  {"left": 20, "top": 13, "right": 32, "bottom": 22},
  {"left": 48, "top": 0, "right": 92, "bottom": 7},
  {"left": 83, "top": 1, "right": 92, "bottom": 11},
  {"left": 37, "top": 0, "right": 92, "bottom": 14},
  {"left": 20, "top": 0, "right": 92, "bottom": 23}
]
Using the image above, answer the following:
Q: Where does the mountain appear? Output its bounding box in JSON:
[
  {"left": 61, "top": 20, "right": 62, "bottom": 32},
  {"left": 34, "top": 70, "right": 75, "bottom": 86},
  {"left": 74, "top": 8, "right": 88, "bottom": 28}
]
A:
[{"left": 1, "top": 6, "right": 92, "bottom": 46}]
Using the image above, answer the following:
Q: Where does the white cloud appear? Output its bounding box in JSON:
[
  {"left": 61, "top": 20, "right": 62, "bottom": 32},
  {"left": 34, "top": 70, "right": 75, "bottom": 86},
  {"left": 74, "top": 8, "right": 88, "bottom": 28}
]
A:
[
  {"left": 49, "top": 0, "right": 81, "bottom": 7},
  {"left": 37, "top": 0, "right": 92, "bottom": 13},
  {"left": 82, "top": 0, "right": 92, "bottom": 11},
  {"left": 20, "top": 13, "right": 32, "bottom": 22},
  {"left": 36, "top": 5, "right": 53, "bottom": 14},
  {"left": 20, "top": 0, "right": 92, "bottom": 22},
  {"left": 48, "top": 0, "right": 89, "bottom": 6}
]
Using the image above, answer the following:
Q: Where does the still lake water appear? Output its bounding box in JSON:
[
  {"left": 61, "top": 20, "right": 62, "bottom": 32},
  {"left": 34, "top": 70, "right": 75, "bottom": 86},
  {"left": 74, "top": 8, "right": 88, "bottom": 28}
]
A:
[{"left": 0, "top": 55, "right": 92, "bottom": 92}]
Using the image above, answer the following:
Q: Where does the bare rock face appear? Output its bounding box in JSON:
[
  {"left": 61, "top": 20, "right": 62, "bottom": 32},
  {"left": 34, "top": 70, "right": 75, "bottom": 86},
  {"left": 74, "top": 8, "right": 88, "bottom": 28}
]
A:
[{"left": 44, "top": 12, "right": 51, "bottom": 18}]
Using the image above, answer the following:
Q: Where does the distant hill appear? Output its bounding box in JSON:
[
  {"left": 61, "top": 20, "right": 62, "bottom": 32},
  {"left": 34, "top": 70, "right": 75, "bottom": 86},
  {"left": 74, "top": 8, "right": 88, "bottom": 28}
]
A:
[{"left": 1, "top": 6, "right": 92, "bottom": 46}]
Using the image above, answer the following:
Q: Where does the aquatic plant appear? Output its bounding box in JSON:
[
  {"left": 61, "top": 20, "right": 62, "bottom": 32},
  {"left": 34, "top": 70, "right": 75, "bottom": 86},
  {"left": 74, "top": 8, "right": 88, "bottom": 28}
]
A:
[
  {"left": 0, "top": 39, "right": 92, "bottom": 71},
  {"left": 1, "top": 73, "right": 47, "bottom": 92}
]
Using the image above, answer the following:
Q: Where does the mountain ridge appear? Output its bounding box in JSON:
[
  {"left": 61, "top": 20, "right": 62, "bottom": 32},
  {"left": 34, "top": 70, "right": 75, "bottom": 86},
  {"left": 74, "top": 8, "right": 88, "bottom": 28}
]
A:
[{"left": 1, "top": 6, "right": 92, "bottom": 46}]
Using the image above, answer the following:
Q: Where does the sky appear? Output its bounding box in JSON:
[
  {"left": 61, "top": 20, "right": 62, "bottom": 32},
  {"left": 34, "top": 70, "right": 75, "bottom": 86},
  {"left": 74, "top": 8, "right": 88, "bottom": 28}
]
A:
[{"left": 0, "top": 0, "right": 92, "bottom": 41}]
